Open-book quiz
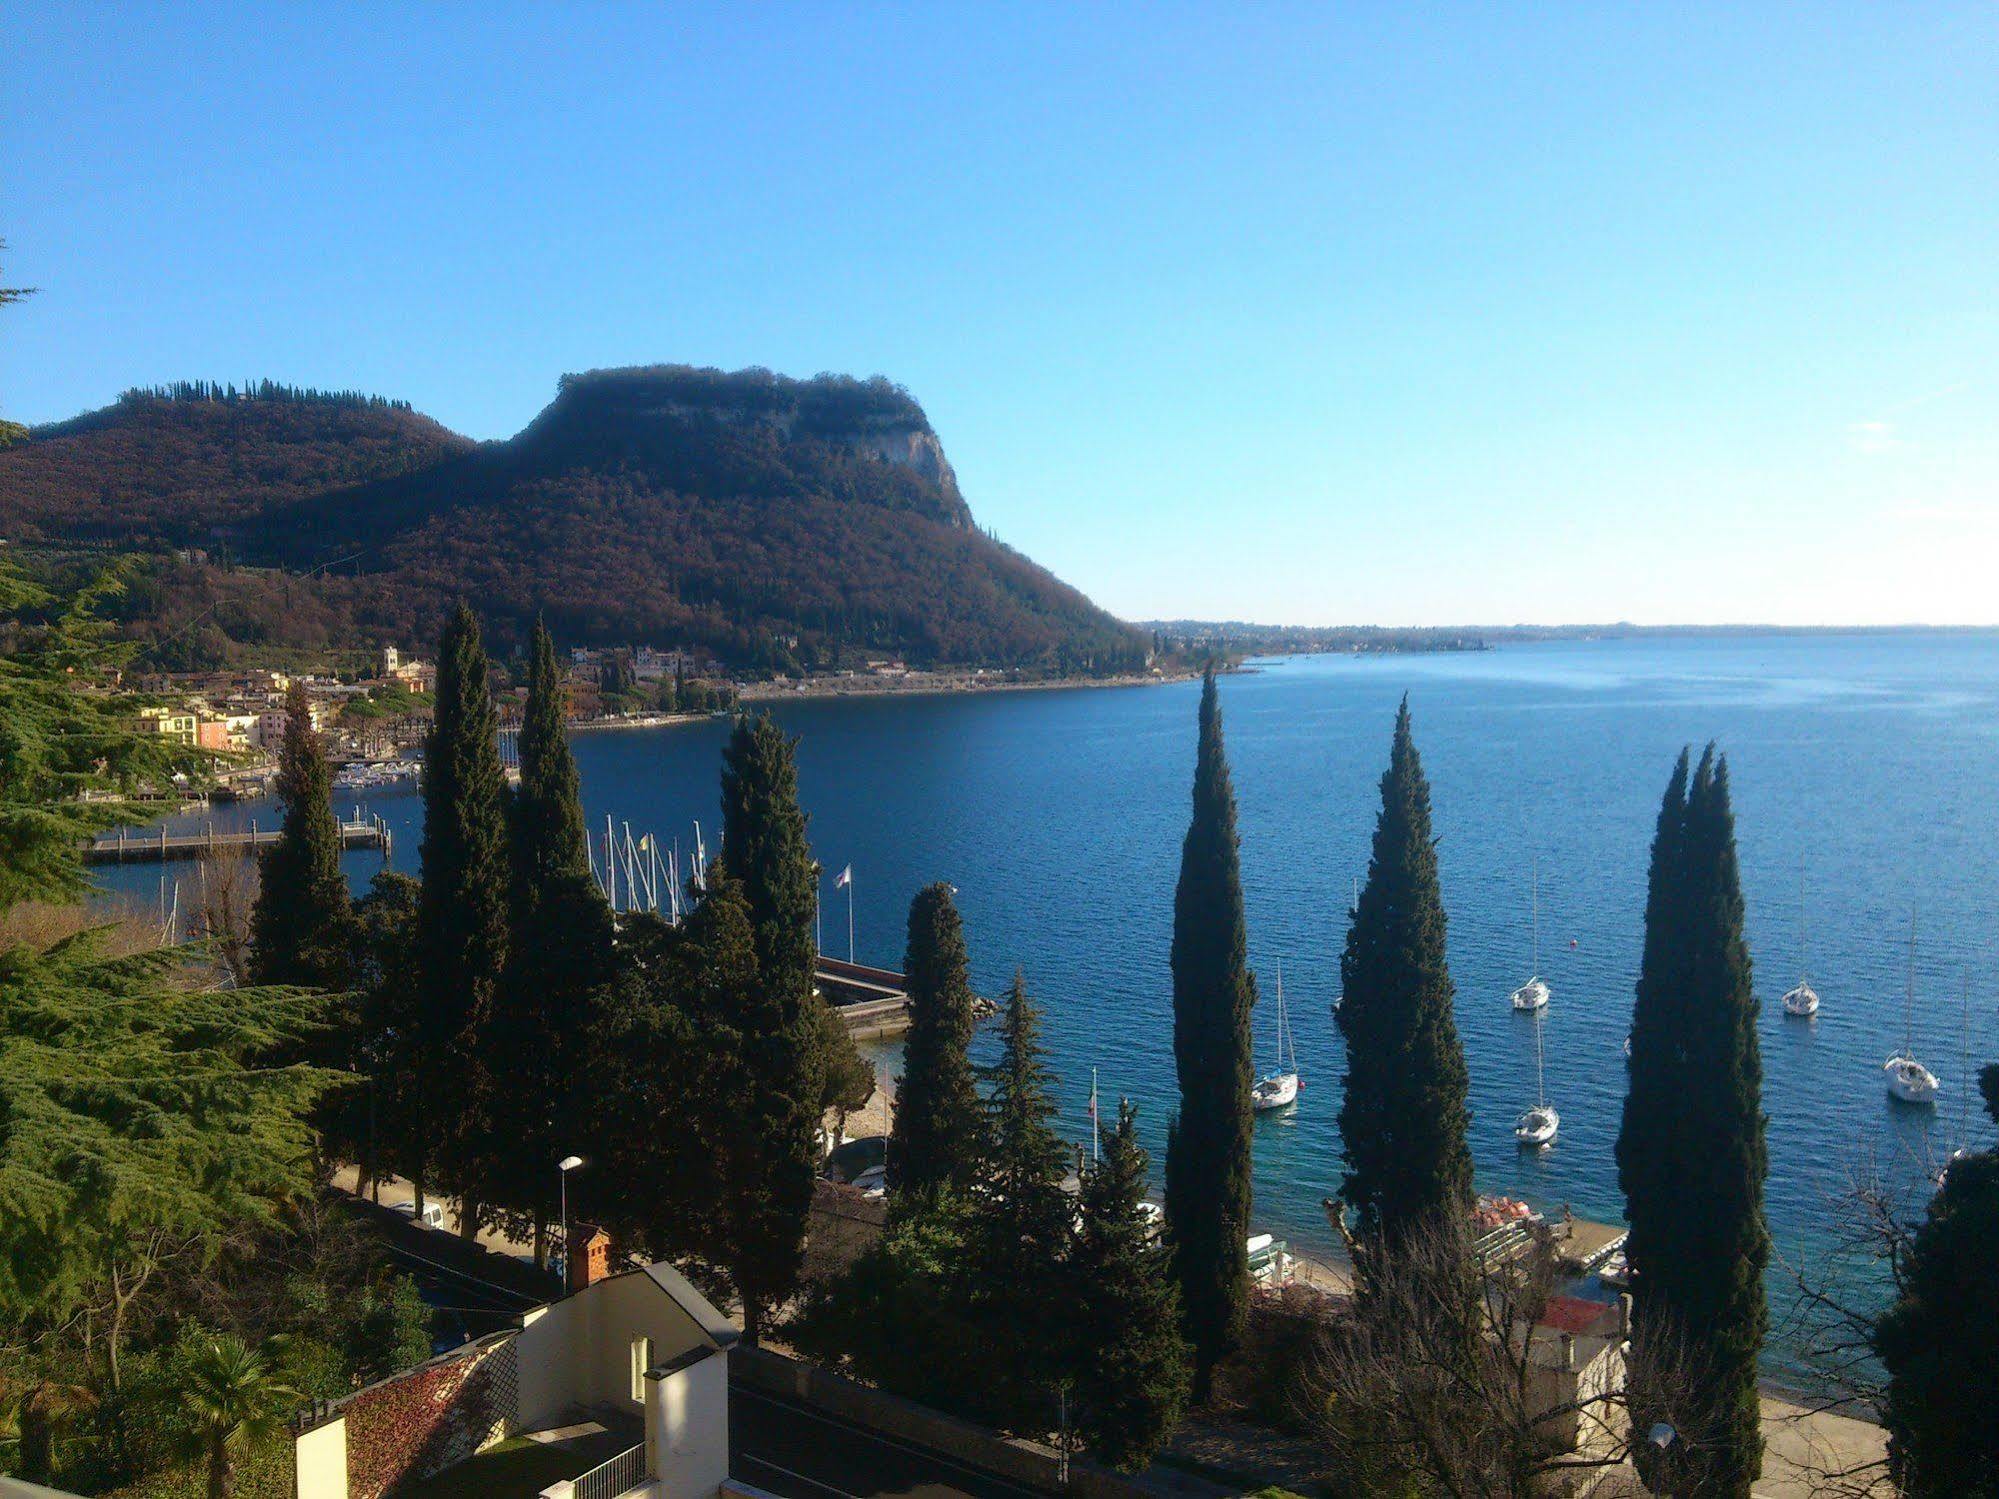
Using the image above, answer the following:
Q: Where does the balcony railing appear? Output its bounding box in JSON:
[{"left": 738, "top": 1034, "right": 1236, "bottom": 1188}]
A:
[{"left": 571, "top": 1442, "right": 646, "bottom": 1499}]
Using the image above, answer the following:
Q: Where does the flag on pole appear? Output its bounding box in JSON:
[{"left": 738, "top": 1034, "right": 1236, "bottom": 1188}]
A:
[{"left": 834, "top": 865, "right": 852, "bottom": 889}]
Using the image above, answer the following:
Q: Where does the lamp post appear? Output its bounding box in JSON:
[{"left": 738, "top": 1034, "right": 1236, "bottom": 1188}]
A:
[{"left": 557, "top": 1155, "right": 584, "bottom": 1281}]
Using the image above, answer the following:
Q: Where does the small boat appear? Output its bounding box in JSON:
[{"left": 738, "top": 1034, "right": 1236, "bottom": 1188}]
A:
[
  {"left": 1782, "top": 855, "right": 1820, "bottom": 1017},
  {"left": 1510, "top": 858, "right": 1551, "bottom": 1011},
  {"left": 1253, "top": 960, "right": 1301, "bottom": 1112},
  {"left": 1885, "top": 913, "right": 1939, "bottom": 1106},
  {"left": 1515, "top": 1002, "right": 1559, "bottom": 1147}
]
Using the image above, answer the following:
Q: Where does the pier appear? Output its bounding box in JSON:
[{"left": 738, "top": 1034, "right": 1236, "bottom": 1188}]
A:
[
  {"left": 817, "top": 956, "right": 914, "bottom": 1039},
  {"left": 84, "top": 816, "right": 393, "bottom": 865}
]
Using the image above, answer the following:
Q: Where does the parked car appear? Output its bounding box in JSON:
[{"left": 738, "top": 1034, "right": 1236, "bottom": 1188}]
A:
[
  {"left": 850, "top": 1164, "right": 888, "bottom": 1199},
  {"left": 392, "top": 1199, "right": 446, "bottom": 1231}
]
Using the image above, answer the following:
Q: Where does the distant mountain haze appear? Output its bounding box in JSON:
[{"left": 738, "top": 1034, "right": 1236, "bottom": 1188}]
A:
[{"left": 0, "top": 366, "right": 1148, "bottom": 675}]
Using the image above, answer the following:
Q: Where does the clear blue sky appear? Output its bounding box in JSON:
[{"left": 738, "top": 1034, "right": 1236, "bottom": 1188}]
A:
[{"left": 7, "top": 4, "right": 1996, "bottom": 626}]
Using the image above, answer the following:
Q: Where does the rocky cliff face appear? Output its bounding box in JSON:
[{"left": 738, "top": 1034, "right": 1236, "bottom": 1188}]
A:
[{"left": 534, "top": 364, "right": 973, "bottom": 527}]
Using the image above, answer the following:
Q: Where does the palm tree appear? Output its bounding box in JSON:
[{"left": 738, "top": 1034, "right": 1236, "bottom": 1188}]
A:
[{"left": 181, "top": 1336, "right": 297, "bottom": 1499}]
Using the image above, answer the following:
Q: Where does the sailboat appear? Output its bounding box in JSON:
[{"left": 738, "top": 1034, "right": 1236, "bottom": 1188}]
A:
[
  {"left": 1515, "top": 1004, "right": 1559, "bottom": 1147},
  {"left": 1885, "top": 912, "right": 1940, "bottom": 1105},
  {"left": 1509, "top": 859, "right": 1551, "bottom": 1011},
  {"left": 1253, "top": 960, "right": 1300, "bottom": 1112},
  {"left": 1781, "top": 855, "right": 1820, "bottom": 1017}
]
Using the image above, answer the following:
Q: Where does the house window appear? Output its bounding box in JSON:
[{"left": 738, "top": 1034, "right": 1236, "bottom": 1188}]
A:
[{"left": 630, "top": 1336, "right": 652, "bottom": 1403}]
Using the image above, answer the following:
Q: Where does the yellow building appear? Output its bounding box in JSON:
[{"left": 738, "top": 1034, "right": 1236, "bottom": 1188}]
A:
[{"left": 127, "top": 705, "right": 199, "bottom": 745}]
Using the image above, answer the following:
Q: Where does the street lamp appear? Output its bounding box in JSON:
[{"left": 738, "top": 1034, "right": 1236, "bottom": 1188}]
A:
[{"left": 557, "top": 1155, "right": 585, "bottom": 1281}]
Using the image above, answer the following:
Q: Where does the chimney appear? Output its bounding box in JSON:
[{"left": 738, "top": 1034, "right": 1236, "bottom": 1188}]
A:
[{"left": 567, "top": 1224, "right": 612, "bottom": 1292}]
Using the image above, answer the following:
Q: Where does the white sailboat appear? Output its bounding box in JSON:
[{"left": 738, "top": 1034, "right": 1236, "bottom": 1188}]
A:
[
  {"left": 1510, "top": 859, "right": 1551, "bottom": 1011},
  {"left": 1515, "top": 1004, "right": 1559, "bottom": 1147},
  {"left": 1781, "top": 855, "right": 1820, "bottom": 1018},
  {"left": 1885, "top": 912, "right": 1940, "bottom": 1106},
  {"left": 1253, "top": 960, "right": 1300, "bottom": 1112}
]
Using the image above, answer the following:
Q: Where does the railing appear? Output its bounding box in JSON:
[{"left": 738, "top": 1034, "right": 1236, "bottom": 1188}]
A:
[{"left": 571, "top": 1442, "right": 647, "bottom": 1499}]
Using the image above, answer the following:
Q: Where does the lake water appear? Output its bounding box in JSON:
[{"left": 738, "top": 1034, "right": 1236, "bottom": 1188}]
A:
[{"left": 107, "top": 633, "right": 1999, "bottom": 1338}]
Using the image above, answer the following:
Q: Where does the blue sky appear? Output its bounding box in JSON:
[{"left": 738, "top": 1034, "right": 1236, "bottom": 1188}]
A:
[{"left": 7, "top": 4, "right": 1996, "bottom": 626}]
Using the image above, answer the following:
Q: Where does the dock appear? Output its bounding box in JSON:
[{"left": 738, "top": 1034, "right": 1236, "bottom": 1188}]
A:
[
  {"left": 817, "top": 956, "right": 914, "bottom": 1039},
  {"left": 83, "top": 817, "right": 393, "bottom": 864}
]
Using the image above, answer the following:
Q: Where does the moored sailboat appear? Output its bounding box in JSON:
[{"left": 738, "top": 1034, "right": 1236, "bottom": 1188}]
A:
[
  {"left": 1515, "top": 1002, "right": 1559, "bottom": 1147},
  {"left": 1781, "top": 854, "right": 1820, "bottom": 1018},
  {"left": 1509, "top": 858, "right": 1551, "bottom": 1011},
  {"left": 1885, "top": 912, "right": 1940, "bottom": 1106},
  {"left": 1253, "top": 959, "right": 1300, "bottom": 1112}
]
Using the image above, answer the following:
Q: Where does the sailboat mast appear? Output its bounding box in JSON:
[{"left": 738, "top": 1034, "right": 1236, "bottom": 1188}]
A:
[
  {"left": 1905, "top": 910, "right": 1918, "bottom": 1053},
  {"left": 1798, "top": 853, "right": 1808, "bottom": 982},
  {"left": 1534, "top": 1007, "right": 1548, "bottom": 1108},
  {"left": 1530, "top": 856, "right": 1541, "bottom": 976}
]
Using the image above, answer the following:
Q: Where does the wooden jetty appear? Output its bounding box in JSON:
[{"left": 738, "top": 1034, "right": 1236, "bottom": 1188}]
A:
[{"left": 84, "top": 817, "right": 392, "bottom": 865}]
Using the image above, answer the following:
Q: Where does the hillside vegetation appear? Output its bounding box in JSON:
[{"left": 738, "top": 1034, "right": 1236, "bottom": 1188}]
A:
[{"left": 0, "top": 367, "right": 1146, "bottom": 676}]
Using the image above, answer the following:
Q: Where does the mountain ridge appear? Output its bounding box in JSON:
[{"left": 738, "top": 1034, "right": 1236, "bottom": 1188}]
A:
[{"left": 0, "top": 365, "right": 1147, "bottom": 677}]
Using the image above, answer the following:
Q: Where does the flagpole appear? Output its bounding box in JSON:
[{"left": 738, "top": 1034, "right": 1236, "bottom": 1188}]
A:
[
  {"left": 815, "top": 881, "right": 822, "bottom": 956},
  {"left": 847, "top": 871, "right": 856, "bottom": 965},
  {"left": 1090, "top": 1068, "right": 1099, "bottom": 1165}
]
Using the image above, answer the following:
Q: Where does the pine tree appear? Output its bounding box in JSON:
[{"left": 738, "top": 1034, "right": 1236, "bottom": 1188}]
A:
[
  {"left": 1335, "top": 697, "right": 1473, "bottom": 1247},
  {"left": 1163, "top": 669, "right": 1257, "bottom": 1397},
  {"left": 1876, "top": 1067, "right": 1999, "bottom": 1496},
  {"left": 414, "top": 604, "right": 510, "bottom": 1233},
  {"left": 967, "top": 974, "right": 1075, "bottom": 1432},
  {"left": 1617, "top": 747, "right": 1769, "bottom": 1497},
  {"left": 889, "top": 882, "right": 983, "bottom": 1194},
  {"left": 1072, "top": 1100, "right": 1192, "bottom": 1472},
  {"left": 715, "top": 715, "right": 825, "bottom": 1337},
  {"left": 249, "top": 682, "right": 349, "bottom": 988},
  {"left": 490, "top": 620, "right": 615, "bottom": 1267}
]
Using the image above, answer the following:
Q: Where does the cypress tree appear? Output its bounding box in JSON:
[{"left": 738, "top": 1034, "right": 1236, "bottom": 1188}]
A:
[
  {"left": 491, "top": 619, "right": 615, "bottom": 1267},
  {"left": 248, "top": 682, "right": 349, "bottom": 987},
  {"left": 1335, "top": 697, "right": 1473, "bottom": 1247},
  {"left": 1616, "top": 746, "right": 1769, "bottom": 1497},
  {"left": 888, "top": 882, "right": 983, "bottom": 1194},
  {"left": 1876, "top": 1067, "right": 1999, "bottom": 1496},
  {"left": 415, "top": 604, "right": 511, "bottom": 1233},
  {"left": 715, "top": 714, "right": 826, "bottom": 1337},
  {"left": 968, "top": 973, "right": 1075, "bottom": 1432},
  {"left": 1163, "top": 669, "right": 1256, "bottom": 1398},
  {"left": 1072, "top": 1099, "right": 1193, "bottom": 1472}
]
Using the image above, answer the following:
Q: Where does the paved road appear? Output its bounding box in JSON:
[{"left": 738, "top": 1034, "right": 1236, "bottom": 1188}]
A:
[{"left": 730, "top": 1385, "right": 1048, "bottom": 1499}]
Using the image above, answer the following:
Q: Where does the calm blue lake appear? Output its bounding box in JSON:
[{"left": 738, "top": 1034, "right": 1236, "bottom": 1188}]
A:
[{"left": 106, "top": 633, "right": 1999, "bottom": 1337}]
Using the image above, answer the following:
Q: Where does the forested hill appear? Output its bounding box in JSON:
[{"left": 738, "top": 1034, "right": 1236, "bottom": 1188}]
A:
[
  {"left": 0, "top": 366, "right": 1147, "bottom": 676},
  {"left": 0, "top": 382, "right": 474, "bottom": 546}
]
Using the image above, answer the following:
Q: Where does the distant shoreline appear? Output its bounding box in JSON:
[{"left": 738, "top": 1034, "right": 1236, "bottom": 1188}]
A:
[{"left": 738, "top": 668, "right": 1199, "bottom": 703}]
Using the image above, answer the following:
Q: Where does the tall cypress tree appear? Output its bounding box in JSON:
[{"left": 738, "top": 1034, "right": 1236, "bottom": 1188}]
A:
[
  {"left": 415, "top": 604, "right": 511, "bottom": 1232},
  {"left": 716, "top": 714, "right": 825, "bottom": 1337},
  {"left": 1163, "top": 669, "right": 1256, "bottom": 1398},
  {"left": 968, "top": 973, "right": 1075, "bottom": 1432},
  {"left": 889, "top": 882, "right": 983, "bottom": 1194},
  {"left": 1335, "top": 697, "right": 1473, "bottom": 1247},
  {"left": 491, "top": 619, "right": 615, "bottom": 1267},
  {"left": 1876, "top": 1067, "right": 1999, "bottom": 1496},
  {"left": 718, "top": 711, "right": 868, "bottom": 1118},
  {"left": 249, "top": 682, "right": 348, "bottom": 987},
  {"left": 1072, "top": 1099, "right": 1193, "bottom": 1472},
  {"left": 1617, "top": 746, "right": 1768, "bottom": 1497}
]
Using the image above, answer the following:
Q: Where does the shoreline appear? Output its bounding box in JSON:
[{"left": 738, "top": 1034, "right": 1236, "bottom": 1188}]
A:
[{"left": 740, "top": 668, "right": 1198, "bottom": 703}]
